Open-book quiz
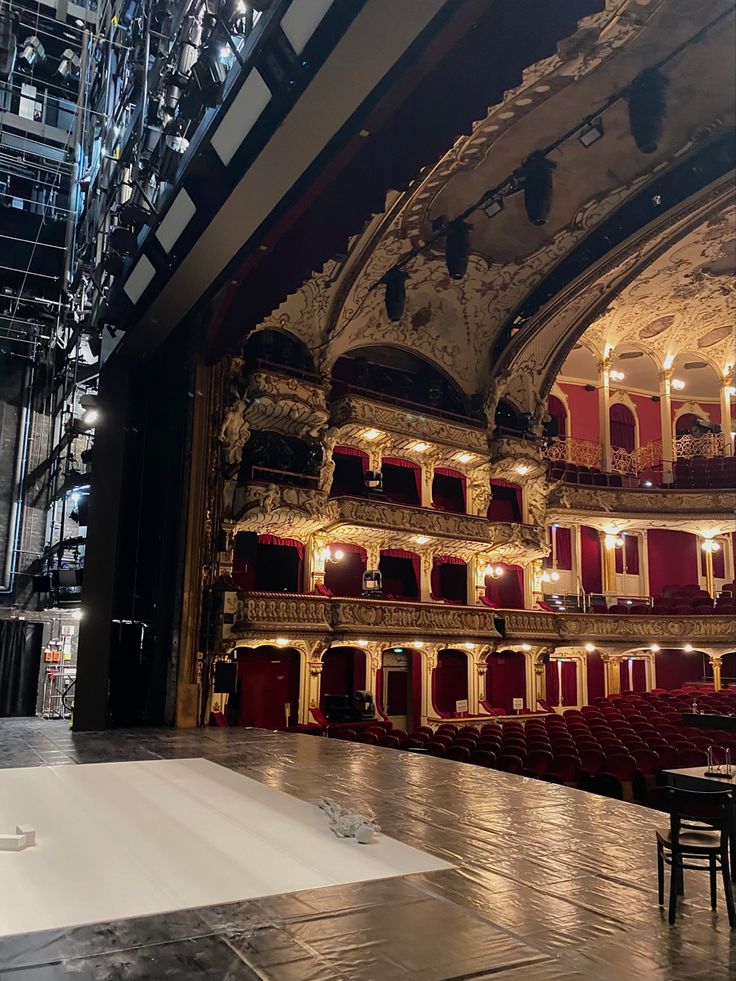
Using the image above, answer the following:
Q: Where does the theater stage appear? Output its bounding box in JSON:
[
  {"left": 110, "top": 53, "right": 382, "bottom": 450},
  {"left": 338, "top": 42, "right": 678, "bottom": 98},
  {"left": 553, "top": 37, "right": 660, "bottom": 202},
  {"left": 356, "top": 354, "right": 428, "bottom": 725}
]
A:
[{"left": 0, "top": 720, "right": 731, "bottom": 980}]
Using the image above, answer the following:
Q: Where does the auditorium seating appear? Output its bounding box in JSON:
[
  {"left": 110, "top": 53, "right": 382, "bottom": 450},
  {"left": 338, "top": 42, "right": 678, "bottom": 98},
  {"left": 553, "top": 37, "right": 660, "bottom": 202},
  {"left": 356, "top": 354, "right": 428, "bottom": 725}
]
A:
[{"left": 547, "top": 456, "right": 735, "bottom": 489}]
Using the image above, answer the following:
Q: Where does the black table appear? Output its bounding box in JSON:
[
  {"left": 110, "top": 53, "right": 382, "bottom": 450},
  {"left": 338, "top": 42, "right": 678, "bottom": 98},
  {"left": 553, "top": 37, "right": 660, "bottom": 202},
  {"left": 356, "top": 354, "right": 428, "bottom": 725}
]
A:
[
  {"left": 664, "top": 766, "right": 736, "bottom": 793},
  {"left": 681, "top": 713, "right": 736, "bottom": 731}
]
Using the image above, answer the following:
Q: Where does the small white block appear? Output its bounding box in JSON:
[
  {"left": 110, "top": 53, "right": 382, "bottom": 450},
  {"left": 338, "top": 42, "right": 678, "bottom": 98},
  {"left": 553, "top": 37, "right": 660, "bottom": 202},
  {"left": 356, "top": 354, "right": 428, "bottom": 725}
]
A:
[{"left": 16, "top": 825, "right": 36, "bottom": 847}]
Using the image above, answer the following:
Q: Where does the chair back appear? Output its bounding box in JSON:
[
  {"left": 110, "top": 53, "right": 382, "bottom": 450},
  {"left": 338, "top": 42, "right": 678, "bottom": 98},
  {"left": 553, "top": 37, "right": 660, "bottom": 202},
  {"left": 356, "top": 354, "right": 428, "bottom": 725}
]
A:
[{"left": 667, "top": 787, "right": 735, "bottom": 847}]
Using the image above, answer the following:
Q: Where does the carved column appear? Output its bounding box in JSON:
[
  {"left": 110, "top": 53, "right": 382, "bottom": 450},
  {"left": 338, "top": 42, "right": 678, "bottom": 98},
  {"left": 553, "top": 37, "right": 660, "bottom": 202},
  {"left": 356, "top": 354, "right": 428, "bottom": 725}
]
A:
[
  {"left": 600, "top": 531, "right": 617, "bottom": 594},
  {"left": 363, "top": 644, "right": 383, "bottom": 710},
  {"left": 303, "top": 639, "right": 329, "bottom": 725},
  {"left": 720, "top": 378, "right": 733, "bottom": 457},
  {"left": 419, "top": 645, "right": 439, "bottom": 725},
  {"left": 522, "top": 563, "right": 534, "bottom": 610},
  {"left": 701, "top": 539, "right": 717, "bottom": 599},
  {"left": 419, "top": 552, "right": 433, "bottom": 602},
  {"left": 421, "top": 464, "right": 433, "bottom": 508},
  {"left": 598, "top": 355, "right": 612, "bottom": 473},
  {"left": 469, "top": 463, "right": 492, "bottom": 517},
  {"left": 659, "top": 368, "right": 674, "bottom": 482},
  {"left": 601, "top": 652, "right": 621, "bottom": 696},
  {"left": 306, "top": 534, "right": 326, "bottom": 593},
  {"left": 365, "top": 542, "right": 381, "bottom": 573}
]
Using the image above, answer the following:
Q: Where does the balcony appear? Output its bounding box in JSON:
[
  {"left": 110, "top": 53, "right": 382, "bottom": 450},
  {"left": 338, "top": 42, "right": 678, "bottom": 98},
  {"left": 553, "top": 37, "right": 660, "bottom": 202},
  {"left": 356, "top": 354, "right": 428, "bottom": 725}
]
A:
[
  {"left": 547, "top": 482, "right": 736, "bottom": 528},
  {"left": 229, "top": 593, "right": 736, "bottom": 647},
  {"left": 243, "top": 367, "right": 328, "bottom": 439}
]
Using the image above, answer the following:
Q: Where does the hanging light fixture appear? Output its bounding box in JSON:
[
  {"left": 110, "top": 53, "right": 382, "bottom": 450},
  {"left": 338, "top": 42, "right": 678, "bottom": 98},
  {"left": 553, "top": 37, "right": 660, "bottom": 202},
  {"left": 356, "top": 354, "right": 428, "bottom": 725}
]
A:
[
  {"left": 382, "top": 267, "right": 407, "bottom": 322},
  {"left": 627, "top": 68, "right": 667, "bottom": 154},
  {"left": 521, "top": 151, "right": 556, "bottom": 226},
  {"left": 445, "top": 219, "right": 471, "bottom": 279}
]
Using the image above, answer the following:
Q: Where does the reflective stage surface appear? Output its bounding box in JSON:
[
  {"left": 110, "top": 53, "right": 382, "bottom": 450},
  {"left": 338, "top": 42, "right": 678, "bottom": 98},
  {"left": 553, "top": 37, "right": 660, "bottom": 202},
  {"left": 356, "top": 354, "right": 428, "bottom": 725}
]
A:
[{"left": 0, "top": 719, "right": 732, "bottom": 980}]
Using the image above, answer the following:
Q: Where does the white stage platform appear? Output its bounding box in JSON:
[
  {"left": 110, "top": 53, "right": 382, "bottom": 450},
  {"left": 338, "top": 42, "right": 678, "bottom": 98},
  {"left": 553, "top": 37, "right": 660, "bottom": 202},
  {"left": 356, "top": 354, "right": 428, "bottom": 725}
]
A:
[{"left": 0, "top": 758, "right": 451, "bottom": 938}]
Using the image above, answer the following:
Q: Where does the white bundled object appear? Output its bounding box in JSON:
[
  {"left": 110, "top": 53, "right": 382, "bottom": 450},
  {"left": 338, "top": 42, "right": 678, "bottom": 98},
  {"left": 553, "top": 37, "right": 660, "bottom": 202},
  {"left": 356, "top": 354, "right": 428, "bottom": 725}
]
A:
[{"left": 318, "top": 797, "right": 381, "bottom": 844}]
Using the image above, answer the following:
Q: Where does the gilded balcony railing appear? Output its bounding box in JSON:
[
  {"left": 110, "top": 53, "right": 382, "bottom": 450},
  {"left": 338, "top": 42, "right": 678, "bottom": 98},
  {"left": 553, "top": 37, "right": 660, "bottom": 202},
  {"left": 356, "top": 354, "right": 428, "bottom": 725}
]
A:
[
  {"left": 542, "top": 438, "right": 601, "bottom": 469},
  {"left": 609, "top": 440, "right": 662, "bottom": 476},
  {"left": 674, "top": 432, "right": 726, "bottom": 460}
]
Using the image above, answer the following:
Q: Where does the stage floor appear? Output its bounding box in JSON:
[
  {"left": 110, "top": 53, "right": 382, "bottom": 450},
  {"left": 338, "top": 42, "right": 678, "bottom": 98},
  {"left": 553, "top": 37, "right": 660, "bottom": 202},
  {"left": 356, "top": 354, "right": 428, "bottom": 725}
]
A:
[{"left": 0, "top": 719, "right": 732, "bottom": 980}]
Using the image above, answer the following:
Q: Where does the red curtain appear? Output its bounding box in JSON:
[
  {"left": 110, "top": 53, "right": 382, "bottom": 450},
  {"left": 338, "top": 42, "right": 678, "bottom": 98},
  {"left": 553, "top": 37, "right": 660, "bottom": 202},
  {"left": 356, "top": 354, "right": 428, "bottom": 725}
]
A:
[
  {"left": 431, "top": 558, "right": 466, "bottom": 603},
  {"left": 647, "top": 529, "right": 699, "bottom": 595},
  {"left": 433, "top": 649, "right": 468, "bottom": 715},
  {"left": 488, "top": 480, "right": 522, "bottom": 522},
  {"left": 382, "top": 458, "right": 421, "bottom": 503},
  {"left": 560, "top": 661, "right": 577, "bottom": 706},
  {"left": 609, "top": 403, "right": 636, "bottom": 451},
  {"left": 701, "top": 545, "right": 726, "bottom": 579},
  {"left": 485, "top": 564, "right": 524, "bottom": 608},
  {"left": 410, "top": 650, "right": 423, "bottom": 730},
  {"left": 253, "top": 543, "right": 303, "bottom": 593},
  {"left": 379, "top": 551, "right": 419, "bottom": 599},
  {"left": 547, "top": 394, "right": 567, "bottom": 438},
  {"left": 258, "top": 534, "right": 304, "bottom": 557},
  {"left": 549, "top": 526, "right": 572, "bottom": 570},
  {"left": 545, "top": 660, "right": 559, "bottom": 706},
  {"left": 631, "top": 658, "right": 647, "bottom": 693},
  {"left": 619, "top": 659, "right": 631, "bottom": 692},
  {"left": 330, "top": 448, "right": 367, "bottom": 496},
  {"left": 655, "top": 649, "right": 705, "bottom": 689},
  {"left": 324, "top": 544, "right": 366, "bottom": 597},
  {"left": 486, "top": 651, "right": 526, "bottom": 713},
  {"left": 586, "top": 650, "right": 605, "bottom": 701},
  {"left": 432, "top": 469, "right": 466, "bottom": 512},
  {"left": 580, "top": 526, "right": 602, "bottom": 593},
  {"left": 334, "top": 445, "right": 368, "bottom": 466}
]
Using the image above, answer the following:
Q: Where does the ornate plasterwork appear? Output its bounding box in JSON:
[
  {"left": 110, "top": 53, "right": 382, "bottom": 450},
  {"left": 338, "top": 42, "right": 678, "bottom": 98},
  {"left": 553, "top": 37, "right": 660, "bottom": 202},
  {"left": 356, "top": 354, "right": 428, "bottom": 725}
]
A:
[
  {"left": 233, "top": 484, "right": 328, "bottom": 537},
  {"left": 229, "top": 594, "right": 736, "bottom": 649},
  {"left": 243, "top": 371, "right": 329, "bottom": 439},
  {"left": 547, "top": 482, "right": 736, "bottom": 533}
]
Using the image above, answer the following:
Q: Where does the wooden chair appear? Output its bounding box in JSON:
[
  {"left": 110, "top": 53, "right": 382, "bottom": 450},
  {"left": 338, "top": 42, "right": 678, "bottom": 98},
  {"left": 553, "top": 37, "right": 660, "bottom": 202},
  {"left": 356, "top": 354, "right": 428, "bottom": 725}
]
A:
[{"left": 656, "top": 787, "right": 735, "bottom": 927}]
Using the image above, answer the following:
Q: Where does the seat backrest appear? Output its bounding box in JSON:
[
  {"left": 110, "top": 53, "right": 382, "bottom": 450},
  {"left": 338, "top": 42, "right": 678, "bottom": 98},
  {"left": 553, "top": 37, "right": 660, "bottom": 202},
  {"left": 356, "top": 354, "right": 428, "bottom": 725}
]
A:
[{"left": 668, "top": 787, "right": 735, "bottom": 843}]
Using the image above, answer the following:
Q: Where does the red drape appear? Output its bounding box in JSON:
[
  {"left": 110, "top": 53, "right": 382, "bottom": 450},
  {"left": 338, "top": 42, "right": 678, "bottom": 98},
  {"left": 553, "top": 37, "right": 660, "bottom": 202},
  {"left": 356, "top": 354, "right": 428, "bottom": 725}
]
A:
[
  {"left": 487, "top": 479, "right": 522, "bottom": 522},
  {"left": 609, "top": 403, "right": 636, "bottom": 451},
  {"left": 433, "top": 649, "right": 469, "bottom": 715},
  {"left": 580, "top": 526, "right": 602, "bottom": 593},
  {"left": 547, "top": 394, "right": 567, "bottom": 438},
  {"left": 379, "top": 551, "right": 419, "bottom": 599},
  {"left": 410, "top": 650, "right": 422, "bottom": 730},
  {"left": 258, "top": 534, "right": 304, "bottom": 557},
  {"left": 432, "top": 469, "right": 466, "bottom": 512},
  {"left": 655, "top": 649, "right": 705, "bottom": 690},
  {"left": 382, "top": 457, "right": 421, "bottom": 503},
  {"left": 560, "top": 661, "right": 577, "bottom": 706},
  {"left": 324, "top": 544, "right": 366, "bottom": 597},
  {"left": 701, "top": 545, "right": 726, "bottom": 579},
  {"left": 586, "top": 649, "right": 605, "bottom": 701},
  {"left": 431, "top": 557, "right": 467, "bottom": 603},
  {"left": 545, "top": 660, "right": 559, "bottom": 706},
  {"left": 619, "top": 658, "right": 631, "bottom": 692},
  {"left": 485, "top": 564, "right": 524, "bottom": 608},
  {"left": 631, "top": 658, "right": 647, "bottom": 693},
  {"left": 647, "top": 529, "right": 699, "bottom": 596},
  {"left": 334, "top": 445, "right": 368, "bottom": 466},
  {"left": 486, "top": 651, "right": 526, "bottom": 713},
  {"left": 549, "top": 526, "right": 572, "bottom": 570}
]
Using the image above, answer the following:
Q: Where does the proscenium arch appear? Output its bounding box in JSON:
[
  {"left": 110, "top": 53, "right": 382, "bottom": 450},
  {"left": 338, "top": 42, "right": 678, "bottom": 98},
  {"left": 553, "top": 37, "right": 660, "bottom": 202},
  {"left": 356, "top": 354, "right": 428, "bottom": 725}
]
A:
[{"left": 483, "top": 175, "right": 735, "bottom": 431}]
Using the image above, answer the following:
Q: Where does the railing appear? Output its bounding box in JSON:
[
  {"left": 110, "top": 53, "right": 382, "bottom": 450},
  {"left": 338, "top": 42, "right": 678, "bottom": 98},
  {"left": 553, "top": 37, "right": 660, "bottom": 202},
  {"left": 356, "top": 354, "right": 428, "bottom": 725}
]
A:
[
  {"left": 543, "top": 438, "right": 663, "bottom": 476},
  {"left": 674, "top": 432, "right": 726, "bottom": 460},
  {"left": 610, "top": 441, "right": 662, "bottom": 476},
  {"left": 250, "top": 467, "right": 320, "bottom": 488}
]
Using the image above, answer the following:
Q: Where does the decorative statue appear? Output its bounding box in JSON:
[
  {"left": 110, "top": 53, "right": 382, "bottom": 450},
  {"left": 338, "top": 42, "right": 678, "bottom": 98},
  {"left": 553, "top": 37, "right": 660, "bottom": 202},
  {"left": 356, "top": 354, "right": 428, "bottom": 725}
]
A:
[{"left": 219, "top": 397, "right": 251, "bottom": 466}]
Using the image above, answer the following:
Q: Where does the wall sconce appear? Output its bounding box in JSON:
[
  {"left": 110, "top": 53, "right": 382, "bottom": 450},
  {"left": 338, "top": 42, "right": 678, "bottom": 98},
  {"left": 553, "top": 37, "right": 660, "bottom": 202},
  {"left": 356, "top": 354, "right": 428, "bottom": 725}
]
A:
[
  {"left": 541, "top": 569, "right": 560, "bottom": 583},
  {"left": 701, "top": 539, "right": 721, "bottom": 554},
  {"left": 604, "top": 533, "right": 624, "bottom": 550},
  {"left": 484, "top": 565, "right": 505, "bottom": 580},
  {"left": 610, "top": 370, "right": 625, "bottom": 382},
  {"left": 318, "top": 546, "right": 344, "bottom": 564},
  {"left": 671, "top": 378, "right": 686, "bottom": 391}
]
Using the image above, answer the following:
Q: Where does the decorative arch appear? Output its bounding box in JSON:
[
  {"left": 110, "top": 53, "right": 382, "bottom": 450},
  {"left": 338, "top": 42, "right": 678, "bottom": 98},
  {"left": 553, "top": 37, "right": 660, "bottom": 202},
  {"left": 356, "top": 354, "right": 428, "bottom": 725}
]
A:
[
  {"left": 608, "top": 392, "right": 640, "bottom": 451},
  {"left": 673, "top": 401, "right": 710, "bottom": 435},
  {"left": 244, "top": 327, "right": 317, "bottom": 375}
]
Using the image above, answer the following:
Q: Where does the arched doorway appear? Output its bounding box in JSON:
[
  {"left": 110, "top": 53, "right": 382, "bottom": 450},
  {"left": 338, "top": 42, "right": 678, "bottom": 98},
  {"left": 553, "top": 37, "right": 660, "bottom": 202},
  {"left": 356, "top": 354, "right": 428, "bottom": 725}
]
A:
[
  {"left": 485, "top": 650, "right": 526, "bottom": 713},
  {"left": 433, "top": 648, "right": 469, "bottom": 717},
  {"left": 235, "top": 646, "right": 301, "bottom": 729}
]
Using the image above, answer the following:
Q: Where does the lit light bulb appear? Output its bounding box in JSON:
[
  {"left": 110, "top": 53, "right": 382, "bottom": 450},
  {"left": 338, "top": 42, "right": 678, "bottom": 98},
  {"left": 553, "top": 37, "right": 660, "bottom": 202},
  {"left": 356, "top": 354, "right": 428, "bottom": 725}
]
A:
[
  {"left": 610, "top": 369, "right": 625, "bottom": 382},
  {"left": 584, "top": 643, "right": 596, "bottom": 653},
  {"left": 456, "top": 452, "right": 473, "bottom": 463},
  {"left": 520, "top": 644, "right": 531, "bottom": 652},
  {"left": 275, "top": 638, "right": 289, "bottom": 647},
  {"left": 413, "top": 535, "right": 429, "bottom": 545},
  {"left": 683, "top": 643, "right": 693, "bottom": 653},
  {"left": 413, "top": 442, "right": 429, "bottom": 453},
  {"left": 650, "top": 643, "right": 660, "bottom": 653},
  {"left": 671, "top": 378, "right": 685, "bottom": 391},
  {"left": 516, "top": 464, "right": 530, "bottom": 476},
  {"left": 363, "top": 428, "right": 381, "bottom": 440},
  {"left": 333, "top": 549, "right": 344, "bottom": 561},
  {"left": 357, "top": 639, "right": 369, "bottom": 647}
]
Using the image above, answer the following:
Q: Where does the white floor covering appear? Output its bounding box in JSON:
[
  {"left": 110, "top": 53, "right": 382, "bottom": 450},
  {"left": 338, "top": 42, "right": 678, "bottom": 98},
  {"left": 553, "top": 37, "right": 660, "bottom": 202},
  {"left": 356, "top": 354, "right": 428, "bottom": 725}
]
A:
[{"left": 0, "top": 758, "right": 451, "bottom": 938}]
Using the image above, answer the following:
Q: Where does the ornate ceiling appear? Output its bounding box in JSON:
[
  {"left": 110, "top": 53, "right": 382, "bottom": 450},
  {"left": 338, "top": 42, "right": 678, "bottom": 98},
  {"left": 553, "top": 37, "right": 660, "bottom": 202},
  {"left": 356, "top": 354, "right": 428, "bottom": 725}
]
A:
[
  {"left": 566, "top": 201, "right": 736, "bottom": 396},
  {"left": 256, "top": 0, "right": 735, "bottom": 405}
]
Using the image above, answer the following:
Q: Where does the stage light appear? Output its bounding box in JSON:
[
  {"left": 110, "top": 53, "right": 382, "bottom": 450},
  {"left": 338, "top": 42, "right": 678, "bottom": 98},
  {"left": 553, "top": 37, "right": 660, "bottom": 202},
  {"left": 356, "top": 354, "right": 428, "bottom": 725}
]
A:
[
  {"left": 584, "top": 643, "right": 596, "bottom": 653},
  {"left": 445, "top": 219, "right": 471, "bottom": 279},
  {"left": 577, "top": 117, "right": 604, "bottom": 148},
  {"left": 180, "top": 52, "right": 228, "bottom": 115},
  {"left": 109, "top": 226, "right": 139, "bottom": 256},
  {"left": 627, "top": 68, "right": 667, "bottom": 154},
  {"left": 482, "top": 196, "right": 504, "bottom": 219},
  {"left": 643, "top": 480, "right": 652, "bottom": 487},
  {"left": 82, "top": 408, "right": 98, "bottom": 426},
  {"left": 57, "top": 48, "right": 81, "bottom": 79},
  {"left": 521, "top": 151, "right": 556, "bottom": 226},
  {"left": 671, "top": 378, "right": 685, "bottom": 391},
  {"left": 382, "top": 267, "right": 407, "bottom": 322},
  {"left": 332, "top": 549, "right": 344, "bottom": 562},
  {"left": 20, "top": 35, "right": 45, "bottom": 68},
  {"left": 119, "top": 197, "right": 155, "bottom": 229},
  {"left": 684, "top": 644, "right": 693, "bottom": 653}
]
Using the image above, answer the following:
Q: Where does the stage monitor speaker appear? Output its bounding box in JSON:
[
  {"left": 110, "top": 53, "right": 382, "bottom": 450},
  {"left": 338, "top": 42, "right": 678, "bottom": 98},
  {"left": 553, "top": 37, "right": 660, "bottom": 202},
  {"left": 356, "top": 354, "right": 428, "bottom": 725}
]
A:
[
  {"left": 234, "top": 531, "right": 258, "bottom": 562},
  {"left": 213, "top": 660, "right": 238, "bottom": 694}
]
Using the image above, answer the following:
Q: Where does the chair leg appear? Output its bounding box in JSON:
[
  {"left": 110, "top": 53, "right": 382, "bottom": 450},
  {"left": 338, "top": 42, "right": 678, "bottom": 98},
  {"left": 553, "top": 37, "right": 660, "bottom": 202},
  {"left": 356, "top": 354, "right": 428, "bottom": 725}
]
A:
[
  {"left": 710, "top": 855, "right": 717, "bottom": 909},
  {"left": 657, "top": 845, "right": 665, "bottom": 906},
  {"left": 721, "top": 846, "right": 736, "bottom": 929},
  {"left": 668, "top": 854, "right": 680, "bottom": 925}
]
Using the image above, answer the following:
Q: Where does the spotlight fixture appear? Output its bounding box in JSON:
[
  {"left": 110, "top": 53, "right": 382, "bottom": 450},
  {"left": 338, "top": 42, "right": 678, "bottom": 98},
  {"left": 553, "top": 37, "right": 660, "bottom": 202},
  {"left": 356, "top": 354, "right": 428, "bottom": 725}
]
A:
[
  {"left": 81, "top": 408, "right": 98, "bottom": 427},
  {"left": 627, "top": 68, "right": 667, "bottom": 154},
  {"left": 382, "top": 267, "right": 407, "bottom": 322},
  {"left": 482, "top": 196, "right": 504, "bottom": 220},
  {"left": 671, "top": 378, "right": 686, "bottom": 391},
  {"left": 57, "top": 47, "right": 81, "bottom": 80},
  {"left": 445, "top": 219, "right": 471, "bottom": 279},
  {"left": 20, "top": 35, "right": 45, "bottom": 68},
  {"left": 108, "top": 226, "right": 139, "bottom": 256},
  {"left": 521, "top": 151, "right": 556, "bottom": 226},
  {"left": 577, "top": 117, "right": 604, "bottom": 148}
]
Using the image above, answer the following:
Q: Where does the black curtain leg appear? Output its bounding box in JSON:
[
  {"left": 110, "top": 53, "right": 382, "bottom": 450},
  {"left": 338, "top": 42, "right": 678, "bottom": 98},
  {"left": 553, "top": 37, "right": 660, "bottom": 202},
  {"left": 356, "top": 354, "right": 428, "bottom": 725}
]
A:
[{"left": 669, "top": 856, "right": 680, "bottom": 925}]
